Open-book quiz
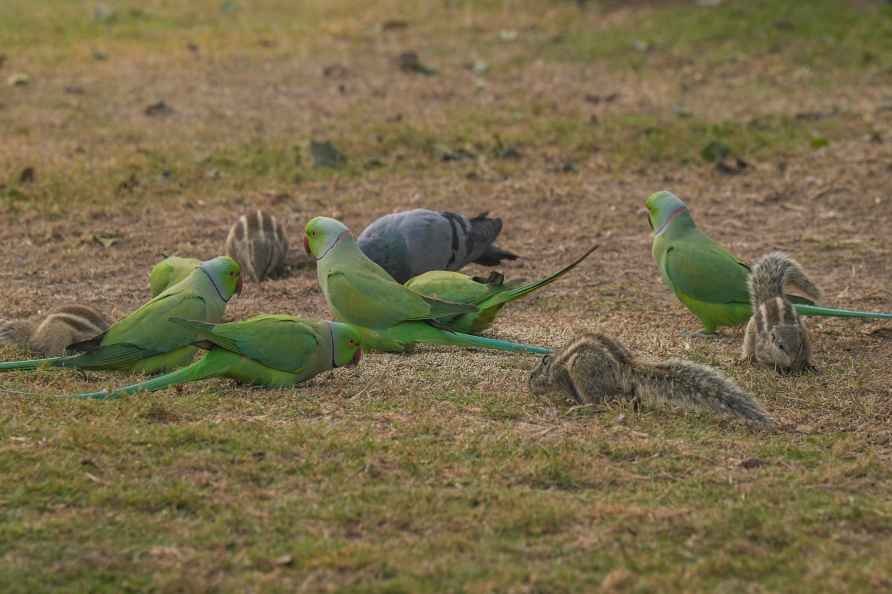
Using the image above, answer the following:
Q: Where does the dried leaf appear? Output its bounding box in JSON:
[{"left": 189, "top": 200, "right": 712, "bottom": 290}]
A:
[
  {"left": 7, "top": 73, "right": 30, "bottom": 87},
  {"left": 432, "top": 144, "right": 475, "bottom": 162},
  {"left": 18, "top": 167, "right": 35, "bottom": 184},
  {"left": 322, "top": 64, "right": 349, "bottom": 78},
  {"left": 739, "top": 458, "right": 768, "bottom": 469},
  {"left": 715, "top": 157, "right": 749, "bottom": 176},
  {"left": 310, "top": 140, "right": 347, "bottom": 169},
  {"left": 397, "top": 52, "right": 436, "bottom": 76},
  {"left": 145, "top": 101, "right": 174, "bottom": 117},
  {"left": 93, "top": 234, "right": 121, "bottom": 248},
  {"left": 584, "top": 92, "right": 619, "bottom": 104},
  {"left": 117, "top": 173, "right": 139, "bottom": 193},
  {"left": 701, "top": 140, "right": 731, "bottom": 163},
  {"left": 381, "top": 20, "right": 409, "bottom": 32}
]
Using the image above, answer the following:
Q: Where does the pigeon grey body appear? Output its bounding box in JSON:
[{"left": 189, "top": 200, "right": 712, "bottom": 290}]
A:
[{"left": 357, "top": 209, "right": 518, "bottom": 283}]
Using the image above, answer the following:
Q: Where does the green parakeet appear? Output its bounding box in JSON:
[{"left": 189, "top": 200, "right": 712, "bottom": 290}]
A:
[
  {"left": 0, "top": 256, "right": 242, "bottom": 373},
  {"left": 75, "top": 316, "right": 362, "bottom": 399},
  {"left": 304, "top": 217, "right": 552, "bottom": 354},
  {"left": 646, "top": 190, "right": 892, "bottom": 333},
  {"left": 405, "top": 244, "right": 599, "bottom": 333},
  {"left": 149, "top": 256, "right": 201, "bottom": 297}
]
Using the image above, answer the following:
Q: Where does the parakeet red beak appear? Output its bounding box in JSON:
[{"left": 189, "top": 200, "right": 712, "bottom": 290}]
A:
[
  {"left": 350, "top": 349, "right": 362, "bottom": 367},
  {"left": 303, "top": 235, "right": 311, "bottom": 255}
]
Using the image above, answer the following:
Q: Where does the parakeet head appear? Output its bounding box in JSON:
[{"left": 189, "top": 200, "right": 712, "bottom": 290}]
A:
[
  {"left": 329, "top": 322, "right": 363, "bottom": 367},
  {"left": 199, "top": 256, "right": 242, "bottom": 301},
  {"left": 305, "top": 217, "right": 351, "bottom": 260},
  {"left": 644, "top": 191, "right": 691, "bottom": 236}
]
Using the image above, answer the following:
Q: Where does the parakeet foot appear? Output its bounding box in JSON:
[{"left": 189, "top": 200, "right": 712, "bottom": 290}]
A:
[{"left": 683, "top": 330, "right": 722, "bottom": 339}]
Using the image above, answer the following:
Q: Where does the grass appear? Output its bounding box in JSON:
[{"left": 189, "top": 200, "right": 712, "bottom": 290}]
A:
[
  {"left": 3, "top": 0, "right": 892, "bottom": 592},
  {"left": 2, "top": 387, "right": 891, "bottom": 592},
  {"left": 554, "top": 0, "right": 892, "bottom": 72}
]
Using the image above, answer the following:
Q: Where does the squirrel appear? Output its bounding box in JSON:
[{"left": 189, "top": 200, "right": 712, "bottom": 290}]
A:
[
  {"left": 0, "top": 304, "right": 110, "bottom": 356},
  {"left": 225, "top": 210, "right": 289, "bottom": 282},
  {"left": 741, "top": 252, "right": 820, "bottom": 373},
  {"left": 528, "top": 333, "right": 771, "bottom": 425}
]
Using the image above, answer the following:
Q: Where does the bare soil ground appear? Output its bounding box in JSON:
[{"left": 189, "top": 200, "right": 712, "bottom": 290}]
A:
[{"left": 1, "top": 1, "right": 892, "bottom": 592}]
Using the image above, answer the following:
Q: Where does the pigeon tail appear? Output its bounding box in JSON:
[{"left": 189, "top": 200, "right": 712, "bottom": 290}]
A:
[{"left": 462, "top": 212, "right": 504, "bottom": 264}]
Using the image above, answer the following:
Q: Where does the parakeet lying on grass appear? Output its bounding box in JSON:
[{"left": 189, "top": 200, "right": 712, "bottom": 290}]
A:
[
  {"left": 405, "top": 244, "right": 598, "bottom": 334},
  {"left": 1, "top": 257, "right": 241, "bottom": 374},
  {"left": 75, "top": 315, "right": 362, "bottom": 399},
  {"left": 305, "top": 216, "right": 550, "bottom": 354}
]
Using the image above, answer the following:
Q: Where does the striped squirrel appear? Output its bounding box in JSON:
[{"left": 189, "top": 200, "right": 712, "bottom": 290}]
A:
[
  {"left": 742, "top": 252, "right": 820, "bottom": 373},
  {"left": 0, "top": 304, "right": 110, "bottom": 356},
  {"left": 225, "top": 210, "right": 289, "bottom": 282},
  {"left": 529, "top": 333, "right": 770, "bottom": 424}
]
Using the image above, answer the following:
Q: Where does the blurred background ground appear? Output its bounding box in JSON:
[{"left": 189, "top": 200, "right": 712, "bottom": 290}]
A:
[{"left": 1, "top": 1, "right": 892, "bottom": 592}]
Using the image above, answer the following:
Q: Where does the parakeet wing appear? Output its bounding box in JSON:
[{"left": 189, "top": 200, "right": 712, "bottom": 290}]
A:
[
  {"left": 63, "top": 343, "right": 165, "bottom": 368},
  {"left": 327, "top": 270, "right": 434, "bottom": 325},
  {"left": 206, "top": 316, "right": 321, "bottom": 373},
  {"left": 405, "top": 271, "right": 498, "bottom": 304},
  {"left": 103, "top": 291, "right": 210, "bottom": 353},
  {"left": 664, "top": 241, "right": 751, "bottom": 305}
]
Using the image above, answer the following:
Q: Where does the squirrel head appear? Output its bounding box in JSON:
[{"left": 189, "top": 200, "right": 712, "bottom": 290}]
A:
[{"left": 764, "top": 323, "right": 809, "bottom": 371}]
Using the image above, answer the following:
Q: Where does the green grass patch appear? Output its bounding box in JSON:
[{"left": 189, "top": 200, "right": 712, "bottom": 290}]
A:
[{"left": 553, "top": 0, "right": 892, "bottom": 72}]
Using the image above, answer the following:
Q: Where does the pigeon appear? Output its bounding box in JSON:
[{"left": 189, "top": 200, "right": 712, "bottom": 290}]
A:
[{"left": 357, "top": 209, "right": 519, "bottom": 283}]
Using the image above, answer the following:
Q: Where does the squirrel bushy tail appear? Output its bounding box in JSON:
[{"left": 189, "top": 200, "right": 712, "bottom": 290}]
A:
[
  {"left": 748, "top": 251, "right": 821, "bottom": 308},
  {"left": 634, "top": 360, "right": 771, "bottom": 425},
  {"left": 529, "top": 333, "right": 771, "bottom": 425}
]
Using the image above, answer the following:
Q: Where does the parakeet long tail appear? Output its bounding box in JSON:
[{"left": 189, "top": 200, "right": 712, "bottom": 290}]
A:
[
  {"left": 74, "top": 353, "right": 228, "bottom": 400},
  {"left": 435, "top": 331, "right": 553, "bottom": 355},
  {"left": 380, "top": 322, "right": 552, "bottom": 354},
  {"left": 0, "top": 356, "right": 71, "bottom": 372},
  {"left": 479, "top": 244, "right": 599, "bottom": 310},
  {"left": 794, "top": 304, "right": 892, "bottom": 320}
]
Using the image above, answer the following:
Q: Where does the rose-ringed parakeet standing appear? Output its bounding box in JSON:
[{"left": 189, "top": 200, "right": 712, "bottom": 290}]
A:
[
  {"left": 75, "top": 316, "right": 362, "bottom": 399},
  {"left": 149, "top": 256, "right": 201, "bottom": 297},
  {"left": 646, "top": 191, "right": 892, "bottom": 334},
  {"left": 304, "top": 217, "right": 551, "bottom": 354},
  {"left": 0, "top": 256, "right": 241, "bottom": 373},
  {"left": 404, "top": 244, "right": 599, "bottom": 334}
]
